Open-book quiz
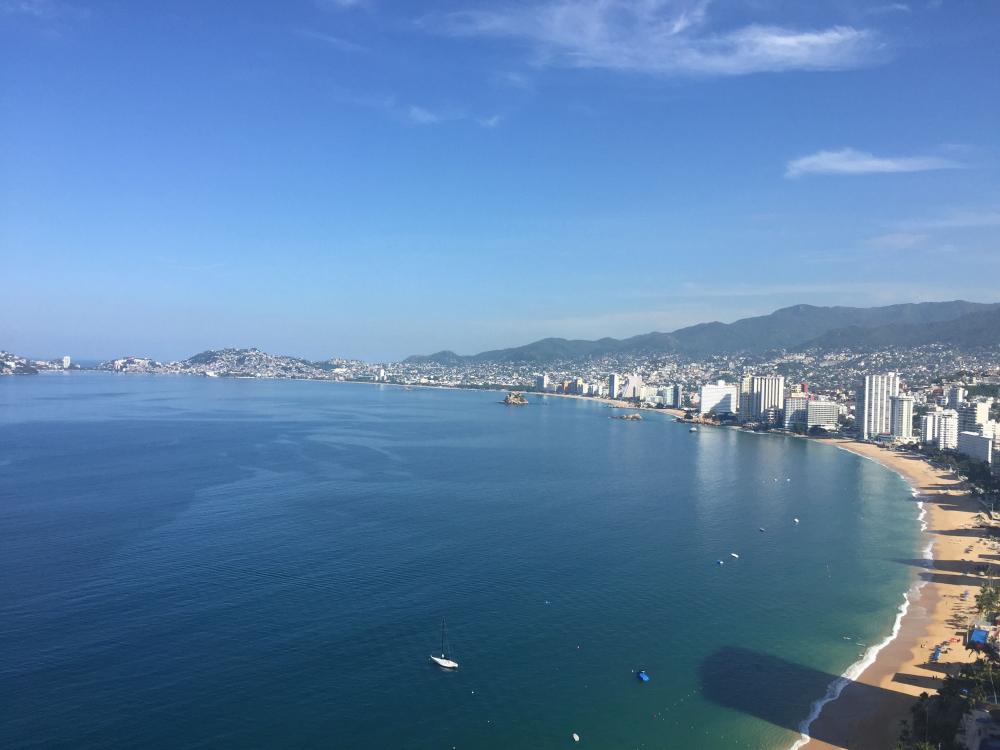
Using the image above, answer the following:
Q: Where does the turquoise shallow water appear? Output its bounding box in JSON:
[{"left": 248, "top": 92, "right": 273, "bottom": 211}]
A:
[{"left": 0, "top": 374, "right": 921, "bottom": 749}]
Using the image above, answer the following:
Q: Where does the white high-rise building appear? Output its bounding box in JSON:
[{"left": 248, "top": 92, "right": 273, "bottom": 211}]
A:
[
  {"left": 958, "top": 401, "right": 990, "bottom": 434},
  {"left": 857, "top": 373, "right": 900, "bottom": 440},
  {"left": 807, "top": 400, "right": 840, "bottom": 432},
  {"left": 619, "top": 373, "right": 645, "bottom": 401},
  {"left": 784, "top": 396, "right": 809, "bottom": 429},
  {"left": 608, "top": 373, "right": 621, "bottom": 399},
  {"left": 957, "top": 432, "right": 993, "bottom": 465},
  {"left": 61, "top": 355, "right": 71, "bottom": 369},
  {"left": 947, "top": 385, "right": 967, "bottom": 409},
  {"left": 535, "top": 374, "right": 549, "bottom": 391},
  {"left": 751, "top": 375, "right": 785, "bottom": 423},
  {"left": 738, "top": 374, "right": 754, "bottom": 420},
  {"left": 923, "top": 409, "right": 960, "bottom": 450},
  {"left": 890, "top": 395, "right": 915, "bottom": 440},
  {"left": 699, "top": 380, "right": 738, "bottom": 416}
]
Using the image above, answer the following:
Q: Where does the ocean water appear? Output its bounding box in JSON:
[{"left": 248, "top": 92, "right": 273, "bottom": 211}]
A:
[{"left": 0, "top": 374, "right": 921, "bottom": 749}]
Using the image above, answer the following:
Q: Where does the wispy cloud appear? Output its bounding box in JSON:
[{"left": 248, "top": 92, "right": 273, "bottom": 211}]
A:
[
  {"left": 865, "top": 3, "right": 910, "bottom": 14},
  {"left": 785, "top": 147, "right": 964, "bottom": 177},
  {"left": 867, "top": 232, "right": 927, "bottom": 250},
  {"left": 477, "top": 114, "right": 502, "bottom": 128},
  {"left": 315, "top": 0, "right": 371, "bottom": 10},
  {"left": 407, "top": 105, "right": 446, "bottom": 125},
  {"left": 494, "top": 71, "right": 533, "bottom": 90},
  {"left": 898, "top": 208, "right": 1000, "bottom": 231},
  {"left": 427, "top": 0, "right": 883, "bottom": 77},
  {"left": 294, "top": 28, "right": 364, "bottom": 52},
  {"left": 1, "top": 0, "right": 86, "bottom": 20},
  {"left": 1, "top": 0, "right": 56, "bottom": 16}
]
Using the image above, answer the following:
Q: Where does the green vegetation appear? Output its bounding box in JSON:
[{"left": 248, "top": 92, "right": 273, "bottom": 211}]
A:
[
  {"left": 960, "top": 384, "right": 1000, "bottom": 400},
  {"left": 916, "top": 445, "right": 1000, "bottom": 495},
  {"left": 977, "top": 583, "right": 1000, "bottom": 618},
  {"left": 897, "top": 661, "right": 1000, "bottom": 750}
]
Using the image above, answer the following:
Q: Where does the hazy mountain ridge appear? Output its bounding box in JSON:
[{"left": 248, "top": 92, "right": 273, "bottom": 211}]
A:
[{"left": 406, "top": 301, "right": 1000, "bottom": 364}]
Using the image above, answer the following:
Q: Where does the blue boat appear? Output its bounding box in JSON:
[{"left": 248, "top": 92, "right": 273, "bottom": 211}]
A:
[{"left": 637, "top": 670, "right": 650, "bottom": 682}]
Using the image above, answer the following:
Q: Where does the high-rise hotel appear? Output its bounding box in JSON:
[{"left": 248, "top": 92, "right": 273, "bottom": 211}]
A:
[{"left": 857, "top": 372, "right": 899, "bottom": 441}]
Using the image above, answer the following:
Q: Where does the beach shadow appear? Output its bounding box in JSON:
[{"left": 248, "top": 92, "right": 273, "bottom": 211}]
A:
[
  {"left": 893, "top": 558, "right": 993, "bottom": 575},
  {"left": 892, "top": 558, "right": 994, "bottom": 588},
  {"left": 935, "top": 527, "right": 997, "bottom": 538},
  {"left": 892, "top": 672, "right": 944, "bottom": 690},
  {"left": 699, "top": 646, "right": 914, "bottom": 748}
]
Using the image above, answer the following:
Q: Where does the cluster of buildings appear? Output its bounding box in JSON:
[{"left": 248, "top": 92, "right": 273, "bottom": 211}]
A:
[
  {"left": 8, "top": 342, "right": 1000, "bottom": 471},
  {"left": 533, "top": 372, "right": 684, "bottom": 407},
  {"left": 698, "top": 375, "right": 842, "bottom": 432},
  {"left": 693, "top": 370, "right": 1000, "bottom": 467}
]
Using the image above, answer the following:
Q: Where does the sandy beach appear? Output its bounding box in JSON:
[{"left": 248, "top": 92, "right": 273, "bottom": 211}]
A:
[{"left": 797, "top": 439, "right": 992, "bottom": 750}]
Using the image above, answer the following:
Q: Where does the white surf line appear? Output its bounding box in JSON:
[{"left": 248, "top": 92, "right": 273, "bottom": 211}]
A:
[{"left": 788, "top": 456, "right": 934, "bottom": 750}]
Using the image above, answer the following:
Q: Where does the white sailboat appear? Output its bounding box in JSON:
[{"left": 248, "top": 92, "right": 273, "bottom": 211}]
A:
[{"left": 430, "top": 617, "right": 458, "bottom": 670}]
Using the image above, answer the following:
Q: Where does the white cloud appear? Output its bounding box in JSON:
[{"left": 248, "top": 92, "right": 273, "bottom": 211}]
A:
[
  {"left": 867, "top": 232, "right": 927, "bottom": 250},
  {"left": 407, "top": 105, "right": 446, "bottom": 125},
  {"left": 315, "top": 0, "right": 370, "bottom": 10},
  {"left": 294, "top": 28, "right": 364, "bottom": 52},
  {"left": 494, "top": 71, "right": 533, "bottom": 90},
  {"left": 898, "top": 209, "right": 1000, "bottom": 231},
  {"left": 1, "top": 0, "right": 56, "bottom": 16},
  {"left": 865, "top": 3, "right": 910, "bottom": 14},
  {"left": 430, "top": 0, "right": 883, "bottom": 76},
  {"left": 1, "top": 0, "right": 86, "bottom": 20},
  {"left": 785, "top": 147, "right": 964, "bottom": 177},
  {"left": 477, "top": 114, "right": 502, "bottom": 128}
]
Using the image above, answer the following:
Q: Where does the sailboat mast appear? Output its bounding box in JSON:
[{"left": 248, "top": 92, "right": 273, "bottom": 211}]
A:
[{"left": 441, "top": 617, "right": 446, "bottom": 656}]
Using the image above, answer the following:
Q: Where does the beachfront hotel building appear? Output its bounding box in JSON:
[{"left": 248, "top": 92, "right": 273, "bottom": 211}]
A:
[
  {"left": 922, "top": 408, "right": 959, "bottom": 450},
  {"left": 619, "top": 373, "right": 645, "bottom": 401},
  {"left": 806, "top": 400, "right": 840, "bottom": 432},
  {"left": 947, "top": 385, "right": 967, "bottom": 409},
  {"left": 751, "top": 375, "right": 786, "bottom": 423},
  {"left": 958, "top": 401, "right": 991, "bottom": 434},
  {"left": 784, "top": 395, "right": 809, "bottom": 430},
  {"left": 699, "top": 380, "right": 738, "bottom": 416},
  {"left": 857, "top": 372, "right": 900, "bottom": 440},
  {"left": 958, "top": 431, "right": 994, "bottom": 465},
  {"left": 608, "top": 373, "right": 621, "bottom": 399},
  {"left": 890, "top": 395, "right": 915, "bottom": 440}
]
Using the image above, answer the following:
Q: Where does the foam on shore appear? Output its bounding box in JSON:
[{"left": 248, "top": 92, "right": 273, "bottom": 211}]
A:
[{"left": 788, "top": 482, "right": 932, "bottom": 750}]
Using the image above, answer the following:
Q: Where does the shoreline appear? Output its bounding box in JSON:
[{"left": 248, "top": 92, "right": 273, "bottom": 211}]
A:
[
  {"left": 27, "top": 373, "right": 988, "bottom": 747},
  {"left": 794, "top": 439, "right": 987, "bottom": 750}
]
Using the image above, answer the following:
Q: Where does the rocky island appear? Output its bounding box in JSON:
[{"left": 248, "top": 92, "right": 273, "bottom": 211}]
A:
[{"left": 503, "top": 391, "right": 528, "bottom": 406}]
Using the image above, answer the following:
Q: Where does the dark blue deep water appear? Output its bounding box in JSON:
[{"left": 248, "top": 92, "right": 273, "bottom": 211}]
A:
[{"left": 1, "top": 374, "right": 920, "bottom": 749}]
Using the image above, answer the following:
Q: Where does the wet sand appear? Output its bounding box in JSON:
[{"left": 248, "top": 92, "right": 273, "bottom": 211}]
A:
[{"left": 799, "top": 440, "right": 990, "bottom": 750}]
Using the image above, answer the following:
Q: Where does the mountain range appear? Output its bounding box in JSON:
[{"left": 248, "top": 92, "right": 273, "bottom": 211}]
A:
[{"left": 406, "top": 301, "right": 1000, "bottom": 364}]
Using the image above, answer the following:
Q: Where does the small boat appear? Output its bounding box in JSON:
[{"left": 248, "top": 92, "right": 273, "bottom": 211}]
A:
[
  {"left": 689, "top": 427, "right": 698, "bottom": 432},
  {"left": 637, "top": 670, "right": 650, "bottom": 682},
  {"left": 730, "top": 552, "right": 739, "bottom": 559},
  {"left": 572, "top": 733, "right": 580, "bottom": 743},
  {"left": 759, "top": 527, "right": 766, "bottom": 533},
  {"left": 793, "top": 518, "right": 800, "bottom": 524},
  {"left": 716, "top": 559, "right": 725, "bottom": 566},
  {"left": 429, "top": 617, "right": 458, "bottom": 670}
]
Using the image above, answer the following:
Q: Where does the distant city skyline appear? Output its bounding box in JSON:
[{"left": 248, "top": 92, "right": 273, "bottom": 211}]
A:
[{"left": 2, "top": 1, "right": 998, "bottom": 361}]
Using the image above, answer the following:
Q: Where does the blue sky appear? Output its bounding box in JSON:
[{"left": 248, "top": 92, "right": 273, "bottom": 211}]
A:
[{"left": 2, "top": 0, "right": 998, "bottom": 361}]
